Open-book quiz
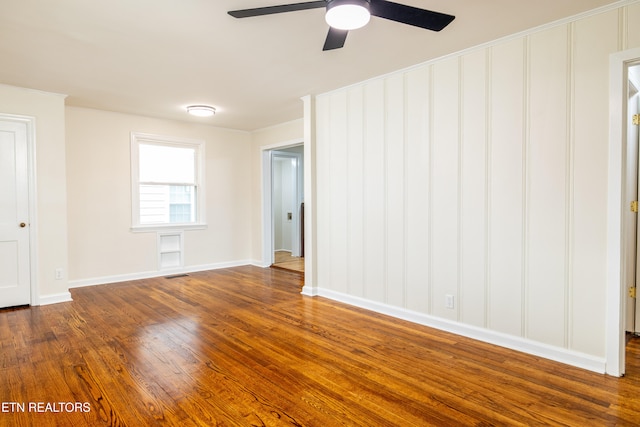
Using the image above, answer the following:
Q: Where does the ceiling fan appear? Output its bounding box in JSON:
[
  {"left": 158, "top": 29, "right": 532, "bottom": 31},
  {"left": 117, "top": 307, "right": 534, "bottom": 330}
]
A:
[{"left": 228, "top": 0, "right": 455, "bottom": 51}]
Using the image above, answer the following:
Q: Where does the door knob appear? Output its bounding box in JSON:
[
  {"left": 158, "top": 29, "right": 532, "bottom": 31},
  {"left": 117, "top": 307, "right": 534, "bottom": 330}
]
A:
[{"left": 19, "top": 222, "right": 26, "bottom": 228}]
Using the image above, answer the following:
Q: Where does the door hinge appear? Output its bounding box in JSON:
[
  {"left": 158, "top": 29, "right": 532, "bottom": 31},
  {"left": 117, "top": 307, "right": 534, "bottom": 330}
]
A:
[
  {"left": 632, "top": 201, "right": 639, "bottom": 213},
  {"left": 631, "top": 287, "right": 637, "bottom": 299},
  {"left": 633, "top": 114, "right": 640, "bottom": 126}
]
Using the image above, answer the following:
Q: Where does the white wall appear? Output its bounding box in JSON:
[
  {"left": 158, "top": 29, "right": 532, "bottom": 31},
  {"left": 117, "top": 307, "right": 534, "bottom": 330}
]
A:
[
  {"left": 314, "top": 2, "right": 640, "bottom": 367},
  {"left": 66, "top": 107, "right": 253, "bottom": 285},
  {"left": 250, "top": 119, "right": 304, "bottom": 264},
  {"left": 0, "top": 84, "right": 69, "bottom": 304}
]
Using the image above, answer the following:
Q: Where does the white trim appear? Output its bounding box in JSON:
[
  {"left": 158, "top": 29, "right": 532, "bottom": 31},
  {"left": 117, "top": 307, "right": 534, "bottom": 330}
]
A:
[
  {"left": 38, "top": 292, "right": 72, "bottom": 306},
  {"left": 260, "top": 139, "right": 304, "bottom": 267},
  {"left": 302, "top": 95, "right": 317, "bottom": 293},
  {"left": 131, "top": 223, "right": 207, "bottom": 233},
  {"left": 250, "top": 259, "right": 268, "bottom": 268},
  {"left": 262, "top": 150, "right": 273, "bottom": 266},
  {"left": 606, "top": 47, "right": 640, "bottom": 377},
  {"left": 157, "top": 230, "right": 184, "bottom": 271},
  {"left": 0, "top": 114, "right": 39, "bottom": 306},
  {"left": 315, "top": 287, "right": 606, "bottom": 374},
  {"left": 68, "top": 259, "right": 253, "bottom": 289},
  {"left": 26, "top": 117, "right": 39, "bottom": 306},
  {"left": 130, "top": 132, "right": 206, "bottom": 230},
  {"left": 301, "top": 285, "right": 319, "bottom": 296}
]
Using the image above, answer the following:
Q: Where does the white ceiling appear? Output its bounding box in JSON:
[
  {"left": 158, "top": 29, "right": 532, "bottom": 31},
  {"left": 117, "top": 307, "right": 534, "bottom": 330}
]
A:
[{"left": 0, "top": 0, "right": 620, "bottom": 131}]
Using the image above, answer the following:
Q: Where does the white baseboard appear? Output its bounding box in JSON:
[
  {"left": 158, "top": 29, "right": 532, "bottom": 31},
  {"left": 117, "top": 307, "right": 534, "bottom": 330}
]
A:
[
  {"left": 37, "top": 291, "right": 73, "bottom": 306},
  {"left": 68, "top": 260, "right": 253, "bottom": 288},
  {"left": 315, "top": 287, "right": 606, "bottom": 374},
  {"left": 301, "top": 285, "right": 318, "bottom": 296},
  {"left": 251, "top": 259, "right": 271, "bottom": 268}
]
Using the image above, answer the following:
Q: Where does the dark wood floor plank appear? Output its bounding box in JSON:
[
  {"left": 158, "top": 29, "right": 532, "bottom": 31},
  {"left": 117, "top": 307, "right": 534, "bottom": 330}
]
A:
[{"left": 1, "top": 265, "right": 640, "bottom": 426}]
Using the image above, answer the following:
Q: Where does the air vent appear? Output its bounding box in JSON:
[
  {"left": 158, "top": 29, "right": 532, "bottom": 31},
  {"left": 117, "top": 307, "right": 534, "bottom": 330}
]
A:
[{"left": 165, "top": 274, "right": 189, "bottom": 279}]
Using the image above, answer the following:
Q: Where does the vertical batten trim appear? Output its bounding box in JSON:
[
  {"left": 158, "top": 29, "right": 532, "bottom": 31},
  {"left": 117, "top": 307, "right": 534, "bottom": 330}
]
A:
[
  {"left": 327, "top": 96, "right": 334, "bottom": 293},
  {"left": 403, "top": 73, "right": 410, "bottom": 309},
  {"left": 457, "top": 56, "right": 464, "bottom": 322},
  {"left": 359, "top": 88, "right": 366, "bottom": 298},
  {"left": 522, "top": 36, "right": 531, "bottom": 339},
  {"left": 485, "top": 48, "right": 493, "bottom": 329},
  {"left": 345, "top": 91, "right": 352, "bottom": 296},
  {"left": 565, "top": 22, "right": 576, "bottom": 350},
  {"left": 619, "top": 6, "right": 627, "bottom": 51},
  {"left": 362, "top": 89, "right": 370, "bottom": 300},
  {"left": 428, "top": 65, "right": 435, "bottom": 315},
  {"left": 383, "top": 80, "right": 389, "bottom": 304}
]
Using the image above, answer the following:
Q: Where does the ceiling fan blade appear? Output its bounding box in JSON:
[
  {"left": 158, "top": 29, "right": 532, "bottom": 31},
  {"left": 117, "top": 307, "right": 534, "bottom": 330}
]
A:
[
  {"left": 228, "top": 1, "right": 326, "bottom": 18},
  {"left": 323, "top": 27, "right": 348, "bottom": 51},
  {"left": 370, "top": 0, "right": 455, "bottom": 31}
]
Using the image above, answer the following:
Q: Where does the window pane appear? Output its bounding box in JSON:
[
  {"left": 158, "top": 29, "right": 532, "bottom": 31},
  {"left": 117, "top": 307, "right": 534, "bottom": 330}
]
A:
[
  {"left": 140, "top": 184, "right": 196, "bottom": 224},
  {"left": 139, "top": 144, "right": 195, "bottom": 184}
]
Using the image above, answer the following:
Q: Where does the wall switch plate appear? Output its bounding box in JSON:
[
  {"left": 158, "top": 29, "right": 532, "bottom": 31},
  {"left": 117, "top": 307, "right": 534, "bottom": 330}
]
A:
[{"left": 445, "top": 294, "right": 455, "bottom": 309}]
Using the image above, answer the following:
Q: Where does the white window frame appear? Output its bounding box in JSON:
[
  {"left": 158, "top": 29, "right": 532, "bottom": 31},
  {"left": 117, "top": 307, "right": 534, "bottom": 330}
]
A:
[{"left": 130, "top": 132, "right": 206, "bottom": 232}]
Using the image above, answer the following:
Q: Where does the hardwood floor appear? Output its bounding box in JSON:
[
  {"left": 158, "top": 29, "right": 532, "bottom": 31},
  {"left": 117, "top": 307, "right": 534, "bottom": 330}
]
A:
[
  {"left": 271, "top": 250, "right": 304, "bottom": 273},
  {"left": 1, "top": 265, "right": 639, "bottom": 426}
]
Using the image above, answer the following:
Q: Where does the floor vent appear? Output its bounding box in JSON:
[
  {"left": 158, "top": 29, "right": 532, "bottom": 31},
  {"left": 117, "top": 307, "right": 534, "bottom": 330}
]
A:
[{"left": 165, "top": 274, "right": 189, "bottom": 279}]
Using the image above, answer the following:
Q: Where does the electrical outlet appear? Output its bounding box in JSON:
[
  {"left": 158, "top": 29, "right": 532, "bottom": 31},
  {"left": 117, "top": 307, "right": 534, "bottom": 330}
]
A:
[
  {"left": 445, "top": 294, "right": 455, "bottom": 309},
  {"left": 55, "top": 268, "right": 64, "bottom": 280}
]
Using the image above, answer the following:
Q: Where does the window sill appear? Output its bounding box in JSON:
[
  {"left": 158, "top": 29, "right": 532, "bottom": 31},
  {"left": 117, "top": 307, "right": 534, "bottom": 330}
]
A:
[{"left": 130, "top": 223, "right": 208, "bottom": 233}]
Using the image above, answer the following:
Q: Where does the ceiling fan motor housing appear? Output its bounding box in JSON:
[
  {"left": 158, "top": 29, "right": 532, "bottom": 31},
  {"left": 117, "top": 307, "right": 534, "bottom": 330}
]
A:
[
  {"left": 325, "top": 0, "right": 372, "bottom": 30},
  {"left": 326, "top": 0, "right": 372, "bottom": 9}
]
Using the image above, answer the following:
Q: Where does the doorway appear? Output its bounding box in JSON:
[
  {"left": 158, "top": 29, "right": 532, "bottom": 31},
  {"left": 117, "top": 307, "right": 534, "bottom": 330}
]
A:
[
  {"left": 625, "top": 63, "right": 640, "bottom": 335},
  {"left": 609, "top": 49, "right": 640, "bottom": 377},
  {"left": 266, "top": 145, "right": 304, "bottom": 273},
  {"left": 0, "top": 115, "right": 35, "bottom": 308}
]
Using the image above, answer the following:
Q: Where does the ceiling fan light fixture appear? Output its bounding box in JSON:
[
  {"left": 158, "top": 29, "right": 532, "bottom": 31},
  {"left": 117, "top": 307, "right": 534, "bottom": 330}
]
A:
[
  {"left": 325, "top": 0, "right": 371, "bottom": 31},
  {"left": 186, "top": 105, "right": 216, "bottom": 117}
]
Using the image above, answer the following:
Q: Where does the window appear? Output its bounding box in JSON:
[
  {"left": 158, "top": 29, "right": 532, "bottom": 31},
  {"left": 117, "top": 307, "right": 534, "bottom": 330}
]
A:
[{"left": 131, "top": 133, "right": 205, "bottom": 231}]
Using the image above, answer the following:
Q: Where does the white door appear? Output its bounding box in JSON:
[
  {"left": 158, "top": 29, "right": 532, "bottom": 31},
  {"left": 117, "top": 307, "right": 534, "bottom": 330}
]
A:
[
  {"left": 272, "top": 149, "right": 303, "bottom": 258},
  {"left": 0, "top": 119, "right": 31, "bottom": 308},
  {"left": 273, "top": 156, "right": 295, "bottom": 252},
  {"left": 624, "top": 92, "right": 638, "bottom": 332},
  {"left": 633, "top": 72, "right": 640, "bottom": 333}
]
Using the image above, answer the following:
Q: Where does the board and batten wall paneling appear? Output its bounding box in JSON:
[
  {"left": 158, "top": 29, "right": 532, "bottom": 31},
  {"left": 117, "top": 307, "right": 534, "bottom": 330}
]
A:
[
  {"left": 363, "top": 80, "right": 386, "bottom": 303},
  {"left": 405, "top": 66, "right": 431, "bottom": 314},
  {"left": 316, "top": 95, "right": 331, "bottom": 293},
  {"left": 328, "top": 91, "right": 349, "bottom": 295},
  {"left": 430, "top": 57, "right": 460, "bottom": 321},
  {"left": 347, "top": 86, "right": 365, "bottom": 298},
  {"left": 460, "top": 49, "right": 488, "bottom": 328},
  {"left": 526, "top": 26, "right": 570, "bottom": 348},
  {"left": 315, "top": 3, "right": 640, "bottom": 362},
  {"left": 570, "top": 10, "right": 620, "bottom": 357},
  {"left": 385, "top": 74, "right": 407, "bottom": 308},
  {"left": 626, "top": 2, "right": 640, "bottom": 48},
  {"left": 487, "top": 38, "right": 526, "bottom": 337}
]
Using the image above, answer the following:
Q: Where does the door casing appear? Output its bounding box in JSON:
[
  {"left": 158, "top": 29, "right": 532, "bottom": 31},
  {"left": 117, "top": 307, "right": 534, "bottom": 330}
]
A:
[
  {"left": 607, "top": 48, "right": 640, "bottom": 377},
  {"left": 261, "top": 140, "right": 304, "bottom": 267},
  {"left": 0, "top": 114, "right": 38, "bottom": 307}
]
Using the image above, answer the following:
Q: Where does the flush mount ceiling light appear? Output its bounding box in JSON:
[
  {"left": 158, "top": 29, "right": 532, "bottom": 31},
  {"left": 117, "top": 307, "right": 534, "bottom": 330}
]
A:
[
  {"left": 325, "top": 0, "right": 371, "bottom": 30},
  {"left": 186, "top": 105, "right": 216, "bottom": 117}
]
